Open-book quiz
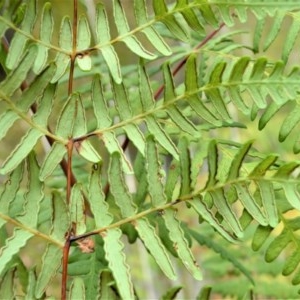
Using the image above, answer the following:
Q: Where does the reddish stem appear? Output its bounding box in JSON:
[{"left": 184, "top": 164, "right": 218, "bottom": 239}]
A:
[
  {"left": 154, "top": 22, "right": 225, "bottom": 100},
  {"left": 61, "top": 238, "right": 71, "bottom": 300}
]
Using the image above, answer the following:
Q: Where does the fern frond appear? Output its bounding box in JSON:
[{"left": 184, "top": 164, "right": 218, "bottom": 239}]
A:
[
  {"left": 252, "top": 215, "right": 300, "bottom": 289},
  {"left": 5, "top": 0, "right": 36, "bottom": 70},
  {"left": 0, "top": 153, "right": 64, "bottom": 288},
  {"left": 211, "top": 0, "right": 300, "bottom": 26},
  {"left": 184, "top": 141, "right": 300, "bottom": 242}
]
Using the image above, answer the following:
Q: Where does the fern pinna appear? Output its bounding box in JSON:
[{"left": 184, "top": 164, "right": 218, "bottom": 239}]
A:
[{"left": 1, "top": 0, "right": 300, "bottom": 299}]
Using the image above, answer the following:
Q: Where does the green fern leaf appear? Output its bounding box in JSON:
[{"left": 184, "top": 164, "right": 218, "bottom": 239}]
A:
[
  {"left": 134, "top": 0, "right": 171, "bottom": 56},
  {"left": 96, "top": 4, "right": 121, "bottom": 83},
  {"left": 178, "top": 137, "right": 191, "bottom": 196},
  {"left": 51, "top": 16, "right": 72, "bottom": 83},
  {"left": 0, "top": 65, "right": 56, "bottom": 142},
  {"left": 75, "top": 140, "right": 102, "bottom": 163},
  {"left": 113, "top": 0, "right": 155, "bottom": 60},
  {"left": 163, "top": 209, "right": 202, "bottom": 279},
  {"left": 112, "top": 80, "right": 145, "bottom": 155},
  {"left": 205, "top": 140, "right": 218, "bottom": 189},
  {"left": 91, "top": 76, "right": 131, "bottom": 167},
  {"left": 196, "top": 286, "right": 212, "bottom": 300},
  {"left": 50, "top": 191, "right": 70, "bottom": 243},
  {"left": 189, "top": 198, "right": 236, "bottom": 243},
  {"left": 39, "top": 143, "right": 67, "bottom": 181},
  {"left": 176, "top": 0, "right": 205, "bottom": 33},
  {"left": 209, "top": 189, "right": 243, "bottom": 238},
  {"left": 72, "top": 93, "right": 88, "bottom": 136},
  {"left": 206, "top": 62, "right": 230, "bottom": 119},
  {"left": 157, "top": 215, "right": 178, "bottom": 258},
  {"left": 168, "top": 105, "right": 199, "bottom": 136},
  {"left": 258, "top": 102, "right": 282, "bottom": 130},
  {"left": 88, "top": 163, "right": 112, "bottom": 227},
  {"left": 35, "top": 244, "right": 62, "bottom": 298},
  {"left": 283, "top": 250, "right": 300, "bottom": 276},
  {"left": 55, "top": 93, "right": 78, "bottom": 139},
  {"left": 5, "top": 0, "right": 36, "bottom": 70},
  {"left": 263, "top": 11, "right": 285, "bottom": 51},
  {"left": 103, "top": 229, "right": 134, "bottom": 300},
  {"left": 236, "top": 57, "right": 266, "bottom": 109},
  {"left": 70, "top": 184, "right": 86, "bottom": 235},
  {"left": 252, "top": 225, "right": 272, "bottom": 251},
  {"left": 281, "top": 182, "right": 300, "bottom": 211},
  {"left": 190, "top": 140, "right": 209, "bottom": 191},
  {"left": 226, "top": 141, "right": 252, "bottom": 182},
  {"left": 135, "top": 218, "right": 176, "bottom": 280},
  {"left": 215, "top": 5, "right": 235, "bottom": 26},
  {"left": 103, "top": 132, "right": 133, "bottom": 173},
  {"left": 109, "top": 152, "right": 137, "bottom": 217},
  {"left": 160, "top": 285, "right": 182, "bottom": 300},
  {"left": 253, "top": 14, "right": 266, "bottom": 53},
  {"left": 279, "top": 104, "right": 300, "bottom": 142},
  {"left": 138, "top": 64, "right": 155, "bottom": 111},
  {"left": 198, "top": 2, "right": 218, "bottom": 26},
  {"left": 265, "top": 228, "right": 291, "bottom": 263},
  {"left": 0, "top": 163, "right": 24, "bottom": 228},
  {"left": 69, "top": 277, "right": 85, "bottom": 300},
  {"left": 153, "top": 0, "right": 189, "bottom": 42},
  {"left": 185, "top": 55, "right": 221, "bottom": 126},
  {"left": 234, "top": 184, "right": 267, "bottom": 226},
  {"left": 256, "top": 181, "right": 278, "bottom": 228},
  {"left": 282, "top": 12, "right": 300, "bottom": 62},
  {"left": 0, "top": 45, "right": 36, "bottom": 96},
  {"left": 273, "top": 161, "right": 300, "bottom": 178},
  {"left": 33, "top": 2, "right": 53, "bottom": 73},
  {"left": 0, "top": 129, "right": 42, "bottom": 175},
  {"left": 146, "top": 135, "right": 167, "bottom": 206},
  {"left": 163, "top": 63, "right": 199, "bottom": 136},
  {"left": 0, "top": 229, "right": 33, "bottom": 275},
  {"left": 17, "top": 153, "right": 43, "bottom": 227},
  {"left": 76, "top": 16, "right": 91, "bottom": 71},
  {"left": 165, "top": 157, "right": 180, "bottom": 200},
  {"left": 92, "top": 74, "right": 112, "bottom": 128},
  {"left": 146, "top": 116, "right": 179, "bottom": 160},
  {"left": 77, "top": 15, "right": 91, "bottom": 51}
]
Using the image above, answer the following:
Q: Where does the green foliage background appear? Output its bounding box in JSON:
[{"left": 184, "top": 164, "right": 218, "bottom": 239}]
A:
[{"left": 1, "top": 0, "right": 300, "bottom": 299}]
